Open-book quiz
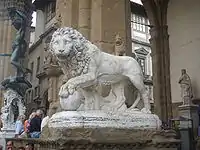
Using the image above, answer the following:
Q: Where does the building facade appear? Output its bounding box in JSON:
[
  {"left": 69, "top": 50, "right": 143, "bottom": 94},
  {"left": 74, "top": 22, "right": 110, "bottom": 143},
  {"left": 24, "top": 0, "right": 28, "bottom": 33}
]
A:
[
  {"left": 27, "top": 0, "right": 155, "bottom": 116},
  {"left": 25, "top": 0, "right": 57, "bottom": 115},
  {"left": 27, "top": 0, "right": 134, "bottom": 116},
  {"left": 130, "top": 2, "right": 153, "bottom": 104},
  {"left": 25, "top": 0, "right": 200, "bottom": 122}
]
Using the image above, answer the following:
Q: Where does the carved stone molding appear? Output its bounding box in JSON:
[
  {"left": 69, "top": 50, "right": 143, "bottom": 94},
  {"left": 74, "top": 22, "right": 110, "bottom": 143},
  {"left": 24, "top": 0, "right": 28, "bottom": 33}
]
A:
[{"left": 7, "top": 130, "right": 180, "bottom": 150}]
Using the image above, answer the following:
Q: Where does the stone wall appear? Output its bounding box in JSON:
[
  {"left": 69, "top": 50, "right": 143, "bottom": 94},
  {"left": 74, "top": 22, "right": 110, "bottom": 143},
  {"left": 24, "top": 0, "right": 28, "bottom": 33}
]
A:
[
  {"left": 168, "top": 0, "right": 200, "bottom": 103},
  {"left": 56, "top": 0, "right": 132, "bottom": 55}
]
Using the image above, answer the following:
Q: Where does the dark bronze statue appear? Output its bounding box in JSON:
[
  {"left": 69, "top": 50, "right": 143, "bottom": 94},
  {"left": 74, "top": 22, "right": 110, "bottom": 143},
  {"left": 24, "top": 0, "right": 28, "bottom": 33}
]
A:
[
  {"left": 0, "top": 8, "right": 32, "bottom": 96},
  {"left": 0, "top": 8, "right": 32, "bottom": 127},
  {"left": 8, "top": 7, "right": 31, "bottom": 77}
]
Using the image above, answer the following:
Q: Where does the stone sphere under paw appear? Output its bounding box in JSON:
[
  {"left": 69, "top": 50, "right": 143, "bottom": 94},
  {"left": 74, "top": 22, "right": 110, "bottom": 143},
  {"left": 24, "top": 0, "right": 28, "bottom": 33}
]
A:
[{"left": 60, "top": 91, "right": 83, "bottom": 111}]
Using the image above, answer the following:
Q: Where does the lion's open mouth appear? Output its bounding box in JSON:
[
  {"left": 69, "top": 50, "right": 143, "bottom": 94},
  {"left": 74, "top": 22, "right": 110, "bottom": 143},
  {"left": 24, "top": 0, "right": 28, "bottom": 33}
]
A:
[{"left": 56, "top": 54, "right": 69, "bottom": 60}]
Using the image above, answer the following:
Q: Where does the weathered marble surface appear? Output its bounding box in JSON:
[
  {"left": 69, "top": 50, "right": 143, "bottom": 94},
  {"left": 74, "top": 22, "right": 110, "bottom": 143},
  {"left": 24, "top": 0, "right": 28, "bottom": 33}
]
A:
[
  {"left": 49, "top": 27, "right": 151, "bottom": 113},
  {"left": 6, "top": 135, "right": 180, "bottom": 150},
  {"left": 48, "top": 111, "right": 161, "bottom": 129},
  {"left": 42, "top": 27, "right": 165, "bottom": 144},
  {"left": 41, "top": 110, "right": 162, "bottom": 142},
  {"left": 178, "top": 69, "right": 193, "bottom": 106},
  {"left": 1, "top": 88, "right": 26, "bottom": 130}
]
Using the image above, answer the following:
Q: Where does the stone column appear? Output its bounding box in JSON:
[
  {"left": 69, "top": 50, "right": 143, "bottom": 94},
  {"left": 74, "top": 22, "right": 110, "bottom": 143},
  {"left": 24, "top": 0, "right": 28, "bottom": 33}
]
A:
[
  {"left": 90, "top": 0, "right": 132, "bottom": 54},
  {"left": 178, "top": 105, "right": 199, "bottom": 137},
  {"left": 48, "top": 76, "right": 60, "bottom": 114},
  {"left": 44, "top": 61, "right": 63, "bottom": 116},
  {"left": 149, "top": 25, "right": 172, "bottom": 122},
  {"left": 142, "top": 0, "right": 172, "bottom": 122},
  {"left": 56, "top": 0, "right": 79, "bottom": 28},
  {"left": 0, "top": 2, "right": 14, "bottom": 108},
  {"left": 3, "top": 20, "right": 13, "bottom": 77},
  {"left": 35, "top": 9, "right": 45, "bottom": 41},
  {"left": 78, "top": 0, "right": 91, "bottom": 40}
]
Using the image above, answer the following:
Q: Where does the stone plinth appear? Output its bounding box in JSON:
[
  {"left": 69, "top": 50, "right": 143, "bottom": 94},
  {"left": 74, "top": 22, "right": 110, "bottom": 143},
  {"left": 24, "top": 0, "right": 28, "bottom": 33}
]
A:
[
  {"left": 6, "top": 129, "right": 180, "bottom": 150},
  {"left": 0, "top": 129, "right": 15, "bottom": 149},
  {"left": 45, "top": 111, "right": 161, "bottom": 132},
  {"left": 4, "top": 111, "right": 180, "bottom": 149},
  {"left": 178, "top": 104, "right": 199, "bottom": 136},
  {"left": 18, "top": 111, "right": 180, "bottom": 150}
]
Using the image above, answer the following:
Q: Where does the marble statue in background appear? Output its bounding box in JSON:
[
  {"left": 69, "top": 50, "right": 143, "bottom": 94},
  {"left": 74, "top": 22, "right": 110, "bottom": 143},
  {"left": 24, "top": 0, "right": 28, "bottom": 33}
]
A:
[
  {"left": 1, "top": 88, "right": 26, "bottom": 130},
  {"left": 178, "top": 69, "right": 193, "bottom": 105},
  {"left": 49, "top": 27, "right": 150, "bottom": 113},
  {"left": 114, "top": 34, "right": 125, "bottom": 56},
  {"left": 0, "top": 76, "right": 31, "bottom": 130}
]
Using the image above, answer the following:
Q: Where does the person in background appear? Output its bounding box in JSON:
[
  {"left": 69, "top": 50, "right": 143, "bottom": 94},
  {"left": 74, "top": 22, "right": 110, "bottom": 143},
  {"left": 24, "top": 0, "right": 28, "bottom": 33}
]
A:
[
  {"left": 15, "top": 115, "right": 25, "bottom": 138},
  {"left": 0, "top": 113, "right": 3, "bottom": 130},
  {"left": 6, "top": 141, "right": 16, "bottom": 150},
  {"left": 29, "top": 109, "right": 43, "bottom": 138},
  {"left": 24, "top": 112, "right": 36, "bottom": 132},
  {"left": 18, "top": 147, "right": 25, "bottom": 150},
  {"left": 20, "top": 112, "right": 36, "bottom": 138},
  {"left": 25, "top": 143, "right": 34, "bottom": 150}
]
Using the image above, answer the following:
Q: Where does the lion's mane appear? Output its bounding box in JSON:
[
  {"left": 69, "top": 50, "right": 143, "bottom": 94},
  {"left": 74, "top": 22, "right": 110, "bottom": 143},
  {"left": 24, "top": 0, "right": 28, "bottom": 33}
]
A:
[{"left": 50, "top": 27, "right": 93, "bottom": 79}]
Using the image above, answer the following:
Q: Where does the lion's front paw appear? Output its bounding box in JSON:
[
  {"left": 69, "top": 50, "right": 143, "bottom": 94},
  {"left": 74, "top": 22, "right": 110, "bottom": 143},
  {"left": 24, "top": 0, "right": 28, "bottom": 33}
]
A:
[
  {"left": 60, "top": 82, "right": 76, "bottom": 95},
  {"left": 141, "top": 108, "right": 151, "bottom": 114},
  {"left": 68, "top": 84, "right": 75, "bottom": 95},
  {"left": 59, "top": 84, "right": 69, "bottom": 98}
]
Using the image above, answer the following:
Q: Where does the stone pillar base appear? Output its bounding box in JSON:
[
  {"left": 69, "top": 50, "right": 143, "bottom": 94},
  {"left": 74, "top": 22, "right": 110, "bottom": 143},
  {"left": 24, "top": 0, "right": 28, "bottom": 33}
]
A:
[
  {"left": 6, "top": 129, "right": 180, "bottom": 150},
  {"left": 178, "top": 104, "right": 199, "bottom": 136},
  {"left": 0, "top": 129, "right": 15, "bottom": 149},
  {"left": 6, "top": 111, "right": 180, "bottom": 149}
]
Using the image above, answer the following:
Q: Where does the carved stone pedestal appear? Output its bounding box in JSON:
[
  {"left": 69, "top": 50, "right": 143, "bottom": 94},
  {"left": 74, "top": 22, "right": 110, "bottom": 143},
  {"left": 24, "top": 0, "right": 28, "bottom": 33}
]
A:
[
  {"left": 5, "top": 111, "right": 180, "bottom": 149},
  {"left": 0, "top": 129, "right": 15, "bottom": 150},
  {"left": 178, "top": 104, "right": 199, "bottom": 136},
  {"left": 7, "top": 128, "right": 180, "bottom": 150},
  {"left": 25, "top": 111, "right": 179, "bottom": 150}
]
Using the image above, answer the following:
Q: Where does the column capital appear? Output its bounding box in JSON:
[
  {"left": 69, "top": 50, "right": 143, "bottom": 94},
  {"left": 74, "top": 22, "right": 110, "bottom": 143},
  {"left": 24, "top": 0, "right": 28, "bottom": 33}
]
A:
[{"left": 141, "top": 0, "right": 169, "bottom": 27}]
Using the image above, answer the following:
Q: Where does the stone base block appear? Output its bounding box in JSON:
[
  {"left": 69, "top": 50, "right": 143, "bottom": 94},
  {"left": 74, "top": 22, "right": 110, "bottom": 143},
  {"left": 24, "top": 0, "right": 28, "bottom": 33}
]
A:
[
  {"left": 0, "top": 129, "right": 15, "bottom": 149},
  {"left": 11, "top": 111, "right": 177, "bottom": 150},
  {"left": 5, "top": 110, "right": 180, "bottom": 150},
  {"left": 7, "top": 129, "right": 180, "bottom": 150},
  {"left": 42, "top": 111, "right": 161, "bottom": 140},
  {"left": 50, "top": 111, "right": 160, "bottom": 127}
]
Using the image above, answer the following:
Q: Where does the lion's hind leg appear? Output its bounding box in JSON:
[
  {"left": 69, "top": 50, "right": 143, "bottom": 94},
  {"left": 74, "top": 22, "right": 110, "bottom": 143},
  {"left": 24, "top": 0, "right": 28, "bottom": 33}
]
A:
[{"left": 126, "top": 74, "right": 151, "bottom": 113}]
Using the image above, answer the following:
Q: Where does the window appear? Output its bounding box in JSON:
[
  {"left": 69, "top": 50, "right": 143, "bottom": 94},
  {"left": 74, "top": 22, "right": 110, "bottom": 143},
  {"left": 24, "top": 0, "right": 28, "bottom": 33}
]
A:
[
  {"left": 142, "top": 18, "right": 146, "bottom": 32},
  {"left": 36, "top": 57, "right": 40, "bottom": 73},
  {"left": 131, "top": 13, "right": 146, "bottom": 33},
  {"left": 46, "top": 1, "right": 56, "bottom": 23},
  {"left": 30, "top": 89, "right": 33, "bottom": 102},
  {"left": 147, "top": 20, "right": 150, "bottom": 34},
  {"left": 34, "top": 86, "right": 40, "bottom": 98},
  {"left": 25, "top": 90, "right": 30, "bottom": 104},
  {"left": 138, "top": 58, "right": 145, "bottom": 74},
  {"left": 30, "top": 62, "right": 34, "bottom": 80}
]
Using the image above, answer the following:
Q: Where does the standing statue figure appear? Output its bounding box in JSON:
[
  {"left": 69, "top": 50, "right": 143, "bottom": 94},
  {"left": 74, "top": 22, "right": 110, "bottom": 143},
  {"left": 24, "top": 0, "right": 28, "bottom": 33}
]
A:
[
  {"left": 8, "top": 7, "right": 30, "bottom": 77},
  {"left": 178, "top": 69, "right": 193, "bottom": 105}
]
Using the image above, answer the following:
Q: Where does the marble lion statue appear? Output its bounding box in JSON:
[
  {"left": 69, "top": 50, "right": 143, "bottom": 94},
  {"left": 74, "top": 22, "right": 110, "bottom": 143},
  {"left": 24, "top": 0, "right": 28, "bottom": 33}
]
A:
[{"left": 49, "top": 27, "right": 151, "bottom": 113}]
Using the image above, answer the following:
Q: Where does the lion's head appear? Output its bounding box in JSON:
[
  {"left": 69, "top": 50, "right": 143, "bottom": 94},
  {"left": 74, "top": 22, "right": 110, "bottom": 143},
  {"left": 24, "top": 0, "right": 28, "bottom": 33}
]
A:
[{"left": 49, "top": 27, "right": 88, "bottom": 62}]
